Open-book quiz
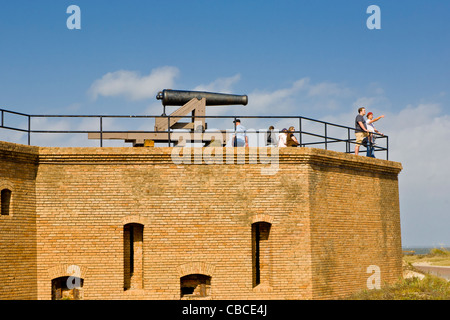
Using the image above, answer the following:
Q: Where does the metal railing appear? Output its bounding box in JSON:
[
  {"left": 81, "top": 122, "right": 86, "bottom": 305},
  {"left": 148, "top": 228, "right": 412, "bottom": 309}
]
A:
[{"left": 0, "top": 108, "right": 389, "bottom": 160}]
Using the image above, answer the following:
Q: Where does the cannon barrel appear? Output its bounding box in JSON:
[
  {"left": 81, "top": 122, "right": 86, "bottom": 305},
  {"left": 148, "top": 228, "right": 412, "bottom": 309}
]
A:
[{"left": 156, "top": 89, "right": 248, "bottom": 106}]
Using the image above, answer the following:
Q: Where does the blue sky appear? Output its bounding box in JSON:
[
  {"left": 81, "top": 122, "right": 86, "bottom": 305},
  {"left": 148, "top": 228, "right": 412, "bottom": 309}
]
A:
[{"left": 1, "top": 0, "right": 450, "bottom": 247}]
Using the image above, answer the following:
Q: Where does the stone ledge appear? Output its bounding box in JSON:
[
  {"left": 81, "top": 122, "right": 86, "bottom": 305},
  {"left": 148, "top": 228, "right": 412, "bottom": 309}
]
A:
[
  {"left": 38, "top": 146, "right": 401, "bottom": 173},
  {"left": 0, "top": 141, "right": 402, "bottom": 175}
]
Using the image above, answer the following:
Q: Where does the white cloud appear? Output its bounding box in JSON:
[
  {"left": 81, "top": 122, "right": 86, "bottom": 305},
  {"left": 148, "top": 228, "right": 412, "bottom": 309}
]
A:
[
  {"left": 384, "top": 103, "right": 450, "bottom": 194},
  {"left": 88, "top": 66, "right": 179, "bottom": 101},
  {"left": 193, "top": 74, "right": 241, "bottom": 93},
  {"left": 246, "top": 78, "right": 357, "bottom": 116},
  {"left": 249, "top": 78, "right": 309, "bottom": 112},
  {"left": 307, "top": 81, "right": 353, "bottom": 98},
  {"left": 379, "top": 103, "right": 450, "bottom": 246}
]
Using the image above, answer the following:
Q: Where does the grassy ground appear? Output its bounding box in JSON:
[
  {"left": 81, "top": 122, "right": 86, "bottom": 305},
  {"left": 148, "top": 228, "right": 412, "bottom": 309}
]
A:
[
  {"left": 345, "top": 248, "right": 450, "bottom": 300},
  {"left": 403, "top": 247, "right": 450, "bottom": 266},
  {"left": 346, "top": 274, "right": 450, "bottom": 300}
]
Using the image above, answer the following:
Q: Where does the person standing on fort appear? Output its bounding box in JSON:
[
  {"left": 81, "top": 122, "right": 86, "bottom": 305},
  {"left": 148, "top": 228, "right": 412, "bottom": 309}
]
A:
[
  {"left": 277, "top": 128, "right": 288, "bottom": 147},
  {"left": 365, "top": 112, "right": 385, "bottom": 158},
  {"left": 354, "top": 107, "right": 369, "bottom": 156},
  {"left": 232, "top": 119, "right": 248, "bottom": 147},
  {"left": 286, "top": 126, "right": 300, "bottom": 147},
  {"left": 266, "top": 125, "right": 278, "bottom": 147}
]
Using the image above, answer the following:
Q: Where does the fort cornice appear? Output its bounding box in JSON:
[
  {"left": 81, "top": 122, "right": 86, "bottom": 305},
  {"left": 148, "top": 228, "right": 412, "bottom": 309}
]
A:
[{"left": 32, "top": 144, "right": 402, "bottom": 175}]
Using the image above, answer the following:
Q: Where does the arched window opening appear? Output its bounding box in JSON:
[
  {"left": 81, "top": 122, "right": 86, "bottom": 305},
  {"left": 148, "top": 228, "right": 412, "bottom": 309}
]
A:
[
  {"left": 51, "top": 276, "right": 84, "bottom": 300},
  {"left": 124, "top": 223, "right": 144, "bottom": 290},
  {"left": 1, "top": 189, "right": 11, "bottom": 216},
  {"left": 252, "top": 222, "right": 271, "bottom": 288},
  {"left": 180, "top": 274, "right": 211, "bottom": 299}
]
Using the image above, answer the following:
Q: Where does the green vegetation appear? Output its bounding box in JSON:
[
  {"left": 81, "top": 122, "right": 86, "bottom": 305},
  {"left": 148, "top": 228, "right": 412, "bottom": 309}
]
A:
[
  {"left": 347, "top": 274, "right": 450, "bottom": 300},
  {"left": 404, "top": 247, "right": 450, "bottom": 267}
]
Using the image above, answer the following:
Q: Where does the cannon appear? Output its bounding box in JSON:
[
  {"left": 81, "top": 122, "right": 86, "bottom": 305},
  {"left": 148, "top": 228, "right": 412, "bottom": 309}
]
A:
[
  {"left": 156, "top": 89, "right": 248, "bottom": 107},
  {"left": 89, "top": 89, "right": 248, "bottom": 147},
  {"left": 153, "top": 89, "right": 247, "bottom": 142}
]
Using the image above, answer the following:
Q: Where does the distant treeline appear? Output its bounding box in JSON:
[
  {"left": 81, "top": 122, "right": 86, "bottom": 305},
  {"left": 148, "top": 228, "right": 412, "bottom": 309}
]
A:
[{"left": 403, "top": 247, "right": 450, "bottom": 255}]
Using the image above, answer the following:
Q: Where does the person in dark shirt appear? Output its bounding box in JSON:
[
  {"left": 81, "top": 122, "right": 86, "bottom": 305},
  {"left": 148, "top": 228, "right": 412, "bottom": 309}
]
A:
[
  {"left": 354, "top": 107, "right": 369, "bottom": 156},
  {"left": 266, "top": 126, "right": 278, "bottom": 147}
]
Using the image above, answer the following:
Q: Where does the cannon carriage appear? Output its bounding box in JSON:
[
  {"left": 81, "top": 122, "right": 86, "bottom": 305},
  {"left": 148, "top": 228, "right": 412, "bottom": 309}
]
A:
[{"left": 88, "top": 89, "right": 248, "bottom": 147}]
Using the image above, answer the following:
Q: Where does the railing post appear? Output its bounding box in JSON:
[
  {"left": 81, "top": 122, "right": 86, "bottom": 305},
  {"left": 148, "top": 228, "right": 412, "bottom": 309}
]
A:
[
  {"left": 347, "top": 128, "right": 351, "bottom": 154},
  {"left": 167, "top": 115, "right": 171, "bottom": 147},
  {"left": 100, "top": 116, "right": 103, "bottom": 147},
  {"left": 324, "top": 123, "right": 328, "bottom": 150},
  {"left": 298, "top": 117, "right": 302, "bottom": 147},
  {"left": 1, "top": 110, "right": 4, "bottom": 127},
  {"left": 386, "top": 136, "right": 389, "bottom": 160},
  {"left": 28, "top": 115, "right": 31, "bottom": 146},
  {"left": 233, "top": 117, "right": 237, "bottom": 147}
]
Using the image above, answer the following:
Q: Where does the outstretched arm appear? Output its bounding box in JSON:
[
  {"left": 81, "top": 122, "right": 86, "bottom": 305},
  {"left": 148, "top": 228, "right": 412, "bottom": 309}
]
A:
[{"left": 371, "top": 115, "right": 385, "bottom": 123}]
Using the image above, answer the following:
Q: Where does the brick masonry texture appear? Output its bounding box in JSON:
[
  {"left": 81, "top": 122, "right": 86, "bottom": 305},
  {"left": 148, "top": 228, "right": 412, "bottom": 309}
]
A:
[{"left": 0, "top": 141, "right": 402, "bottom": 300}]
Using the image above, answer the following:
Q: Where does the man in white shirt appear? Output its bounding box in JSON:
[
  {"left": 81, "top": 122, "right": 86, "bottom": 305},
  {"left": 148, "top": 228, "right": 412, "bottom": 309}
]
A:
[
  {"left": 232, "top": 119, "right": 248, "bottom": 147},
  {"left": 366, "top": 112, "right": 384, "bottom": 157},
  {"left": 366, "top": 112, "right": 384, "bottom": 136}
]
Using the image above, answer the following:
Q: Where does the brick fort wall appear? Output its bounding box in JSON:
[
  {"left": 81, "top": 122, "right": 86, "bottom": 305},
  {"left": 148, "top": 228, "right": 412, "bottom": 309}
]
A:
[
  {"left": 0, "top": 141, "right": 402, "bottom": 300},
  {"left": 0, "top": 142, "right": 38, "bottom": 299}
]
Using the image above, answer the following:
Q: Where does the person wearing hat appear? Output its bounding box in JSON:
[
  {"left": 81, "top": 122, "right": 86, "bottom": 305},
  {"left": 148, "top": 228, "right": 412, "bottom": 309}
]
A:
[
  {"left": 232, "top": 119, "right": 248, "bottom": 147},
  {"left": 365, "top": 112, "right": 384, "bottom": 157}
]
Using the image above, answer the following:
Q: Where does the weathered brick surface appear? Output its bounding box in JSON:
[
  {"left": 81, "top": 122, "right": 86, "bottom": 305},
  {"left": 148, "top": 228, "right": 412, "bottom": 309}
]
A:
[
  {"left": 0, "top": 142, "right": 39, "bottom": 299},
  {"left": 0, "top": 142, "right": 402, "bottom": 300}
]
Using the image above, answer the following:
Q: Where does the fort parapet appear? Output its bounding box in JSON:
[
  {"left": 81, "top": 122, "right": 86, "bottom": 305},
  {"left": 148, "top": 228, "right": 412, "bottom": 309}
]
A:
[{"left": 0, "top": 140, "right": 402, "bottom": 300}]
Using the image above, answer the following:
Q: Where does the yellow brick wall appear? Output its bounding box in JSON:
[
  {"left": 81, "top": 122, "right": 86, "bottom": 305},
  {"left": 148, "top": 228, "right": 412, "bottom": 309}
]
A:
[
  {"left": 0, "top": 143, "right": 402, "bottom": 300},
  {"left": 308, "top": 158, "right": 402, "bottom": 298},
  {"left": 0, "top": 142, "right": 39, "bottom": 299}
]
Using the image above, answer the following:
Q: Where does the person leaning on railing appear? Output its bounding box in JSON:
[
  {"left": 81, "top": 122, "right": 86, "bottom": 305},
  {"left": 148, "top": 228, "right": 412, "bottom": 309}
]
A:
[
  {"left": 286, "top": 126, "right": 300, "bottom": 147},
  {"left": 365, "top": 112, "right": 384, "bottom": 157},
  {"left": 354, "top": 107, "right": 369, "bottom": 156}
]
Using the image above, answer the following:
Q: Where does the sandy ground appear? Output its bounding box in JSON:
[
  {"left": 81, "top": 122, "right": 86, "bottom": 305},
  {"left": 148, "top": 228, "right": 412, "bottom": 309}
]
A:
[
  {"left": 412, "top": 264, "right": 450, "bottom": 281},
  {"left": 403, "top": 269, "right": 425, "bottom": 280},
  {"left": 403, "top": 261, "right": 450, "bottom": 281}
]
